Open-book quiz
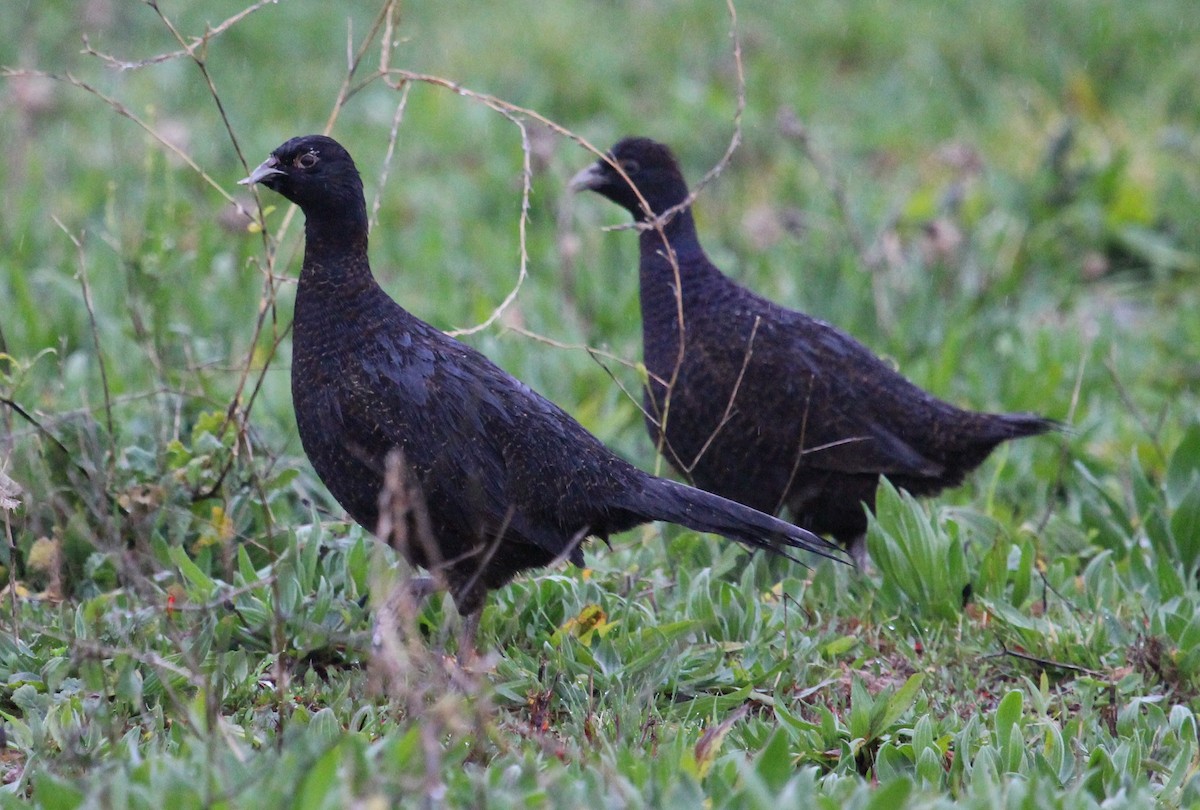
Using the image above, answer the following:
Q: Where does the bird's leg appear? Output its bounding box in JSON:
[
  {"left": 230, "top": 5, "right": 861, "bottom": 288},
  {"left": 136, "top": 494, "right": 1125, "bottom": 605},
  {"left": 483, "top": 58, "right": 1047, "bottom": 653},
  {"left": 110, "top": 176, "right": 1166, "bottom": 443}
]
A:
[
  {"left": 372, "top": 574, "right": 441, "bottom": 651},
  {"left": 457, "top": 608, "right": 482, "bottom": 667},
  {"left": 846, "top": 533, "right": 871, "bottom": 570},
  {"left": 407, "top": 575, "right": 439, "bottom": 601}
]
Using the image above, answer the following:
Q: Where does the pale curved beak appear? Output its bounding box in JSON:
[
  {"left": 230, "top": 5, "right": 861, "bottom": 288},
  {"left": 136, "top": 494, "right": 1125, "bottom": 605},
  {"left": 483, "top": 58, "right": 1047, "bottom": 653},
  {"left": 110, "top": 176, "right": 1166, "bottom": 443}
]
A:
[
  {"left": 568, "top": 162, "right": 606, "bottom": 192},
  {"left": 239, "top": 155, "right": 284, "bottom": 186}
]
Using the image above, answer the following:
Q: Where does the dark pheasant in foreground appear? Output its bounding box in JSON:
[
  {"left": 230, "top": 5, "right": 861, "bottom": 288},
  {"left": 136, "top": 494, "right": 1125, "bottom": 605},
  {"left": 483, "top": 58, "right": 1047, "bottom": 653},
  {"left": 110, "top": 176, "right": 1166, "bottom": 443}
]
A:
[
  {"left": 571, "top": 137, "right": 1057, "bottom": 551},
  {"left": 239, "top": 135, "right": 843, "bottom": 636}
]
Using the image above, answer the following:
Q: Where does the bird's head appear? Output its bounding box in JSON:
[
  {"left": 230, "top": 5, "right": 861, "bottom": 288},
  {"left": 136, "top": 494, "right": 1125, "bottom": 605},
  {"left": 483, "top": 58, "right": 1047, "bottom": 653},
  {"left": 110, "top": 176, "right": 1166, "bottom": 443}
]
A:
[
  {"left": 239, "top": 134, "right": 364, "bottom": 216},
  {"left": 570, "top": 137, "right": 689, "bottom": 221}
]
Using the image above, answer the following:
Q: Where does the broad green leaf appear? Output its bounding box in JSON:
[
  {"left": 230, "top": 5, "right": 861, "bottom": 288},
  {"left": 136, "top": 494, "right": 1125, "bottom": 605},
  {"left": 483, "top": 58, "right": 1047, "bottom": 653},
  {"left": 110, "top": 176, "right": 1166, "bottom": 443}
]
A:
[
  {"left": 1167, "top": 421, "right": 1200, "bottom": 507},
  {"left": 994, "top": 690, "right": 1024, "bottom": 772},
  {"left": 754, "top": 729, "right": 794, "bottom": 793},
  {"left": 864, "top": 775, "right": 913, "bottom": 810},
  {"left": 296, "top": 742, "right": 342, "bottom": 810},
  {"left": 1169, "top": 482, "right": 1200, "bottom": 574},
  {"left": 168, "top": 544, "right": 216, "bottom": 600},
  {"left": 878, "top": 673, "right": 925, "bottom": 732},
  {"left": 31, "top": 772, "right": 86, "bottom": 810}
]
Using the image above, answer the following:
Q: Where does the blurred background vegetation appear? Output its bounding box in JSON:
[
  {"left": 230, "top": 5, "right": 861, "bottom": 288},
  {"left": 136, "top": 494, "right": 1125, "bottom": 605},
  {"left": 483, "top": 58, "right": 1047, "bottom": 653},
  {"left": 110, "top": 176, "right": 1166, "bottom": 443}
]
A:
[{"left": 1, "top": 0, "right": 1199, "bottom": 806}]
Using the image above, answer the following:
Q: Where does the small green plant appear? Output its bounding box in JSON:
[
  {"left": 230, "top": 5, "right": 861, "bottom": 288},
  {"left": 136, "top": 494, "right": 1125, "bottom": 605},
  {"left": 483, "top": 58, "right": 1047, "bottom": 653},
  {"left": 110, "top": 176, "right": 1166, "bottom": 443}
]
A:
[
  {"left": 866, "top": 480, "right": 970, "bottom": 621},
  {"left": 2, "top": 0, "right": 1199, "bottom": 805}
]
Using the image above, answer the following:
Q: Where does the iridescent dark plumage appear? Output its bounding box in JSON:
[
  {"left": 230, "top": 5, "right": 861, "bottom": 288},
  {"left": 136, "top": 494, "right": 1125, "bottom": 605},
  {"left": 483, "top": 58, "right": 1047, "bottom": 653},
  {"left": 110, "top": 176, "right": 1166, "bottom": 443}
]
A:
[
  {"left": 572, "top": 137, "right": 1057, "bottom": 550},
  {"left": 240, "top": 135, "right": 842, "bottom": 632}
]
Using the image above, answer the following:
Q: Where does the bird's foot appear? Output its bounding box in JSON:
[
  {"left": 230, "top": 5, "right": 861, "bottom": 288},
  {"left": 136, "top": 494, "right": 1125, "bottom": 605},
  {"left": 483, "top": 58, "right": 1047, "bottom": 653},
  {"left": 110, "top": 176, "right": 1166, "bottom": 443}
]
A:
[
  {"left": 846, "top": 533, "right": 873, "bottom": 572},
  {"left": 455, "top": 609, "right": 482, "bottom": 668}
]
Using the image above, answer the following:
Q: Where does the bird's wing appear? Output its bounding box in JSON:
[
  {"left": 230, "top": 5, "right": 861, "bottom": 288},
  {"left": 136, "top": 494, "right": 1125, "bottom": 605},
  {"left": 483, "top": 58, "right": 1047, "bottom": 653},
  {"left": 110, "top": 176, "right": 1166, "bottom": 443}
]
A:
[
  {"left": 470, "top": 366, "right": 630, "bottom": 563},
  {"left": 364, "top": 322, "right": 598, "bottom": 563},
  {"left": 749, "top": 307, "right": 947, "bottom": 479}
]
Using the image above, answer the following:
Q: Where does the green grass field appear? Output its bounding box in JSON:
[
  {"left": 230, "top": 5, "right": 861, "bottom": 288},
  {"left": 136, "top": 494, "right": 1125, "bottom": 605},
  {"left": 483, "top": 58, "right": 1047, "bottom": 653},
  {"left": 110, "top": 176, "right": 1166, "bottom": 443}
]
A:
[{"left": 2, "top": 1, "right": 1200, "bottom": 806}]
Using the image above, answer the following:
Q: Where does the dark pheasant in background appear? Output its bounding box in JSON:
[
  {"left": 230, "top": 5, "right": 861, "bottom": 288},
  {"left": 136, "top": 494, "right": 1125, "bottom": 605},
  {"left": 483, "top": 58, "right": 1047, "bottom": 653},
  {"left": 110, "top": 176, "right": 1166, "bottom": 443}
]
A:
[
  {"left": 571, "top": 137, "right": 1058, "bottom": 555},
  {"left": 239, "top": 135, "right": 844, "bottom": 643}
]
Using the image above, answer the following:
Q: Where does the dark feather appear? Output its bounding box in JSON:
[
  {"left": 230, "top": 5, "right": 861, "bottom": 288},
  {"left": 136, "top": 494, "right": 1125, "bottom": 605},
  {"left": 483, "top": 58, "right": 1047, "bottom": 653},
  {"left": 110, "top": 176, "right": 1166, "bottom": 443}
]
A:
[
  {"left": 573, "top": 136, "right": 1059, "bottom": 546},
  {"left": 240, "top": 135, "right": 844, "bottom": 622}
]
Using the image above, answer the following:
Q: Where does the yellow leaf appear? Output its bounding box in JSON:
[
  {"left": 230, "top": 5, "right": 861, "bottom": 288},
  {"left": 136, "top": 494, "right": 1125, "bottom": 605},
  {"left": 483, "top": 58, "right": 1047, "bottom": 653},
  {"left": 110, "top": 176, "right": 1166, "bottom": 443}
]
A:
[
  {"left": 692, "top": 704, "right": 750, "bottom": 779},
  {"left": 194, "top": 505, "right": 235, "bottom": 549},
  {"left": 1065, "top": 70, "right": 1103, "bottom": 120},
  {"left": 553, "top": 604, "right": 616, "bottom": 645},
  {"left": 1108, "top": 178, "right": 1154, "bottom": 227},
  {"left": 0, "top": 582, "right": 31, "bottom": 599},
  {"left": 27, "top": 537, "right": 59, "bottom": 574}
]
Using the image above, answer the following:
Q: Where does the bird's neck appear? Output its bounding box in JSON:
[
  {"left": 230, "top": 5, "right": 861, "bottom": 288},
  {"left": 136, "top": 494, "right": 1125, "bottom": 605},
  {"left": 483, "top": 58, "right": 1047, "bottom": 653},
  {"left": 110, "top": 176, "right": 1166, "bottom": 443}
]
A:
[
  {"left": 637, "top": 208, "right": 718, "bottom": 289},
  {"left": 636, "top": 208, "right": 724, "bottom": 365},
  {"left": 299, "top": 215, "right": 375, "bottom": 286}
]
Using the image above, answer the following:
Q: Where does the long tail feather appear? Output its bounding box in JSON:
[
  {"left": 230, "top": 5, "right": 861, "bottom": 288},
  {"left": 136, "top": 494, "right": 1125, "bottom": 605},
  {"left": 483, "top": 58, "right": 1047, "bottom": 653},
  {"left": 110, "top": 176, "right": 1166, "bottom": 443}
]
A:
[
  {"left": 633, "top": 478, "right": 847, "bottom": 564},
  {"left": 995, "top": 413, "right": 1062, "bottom": 439}
]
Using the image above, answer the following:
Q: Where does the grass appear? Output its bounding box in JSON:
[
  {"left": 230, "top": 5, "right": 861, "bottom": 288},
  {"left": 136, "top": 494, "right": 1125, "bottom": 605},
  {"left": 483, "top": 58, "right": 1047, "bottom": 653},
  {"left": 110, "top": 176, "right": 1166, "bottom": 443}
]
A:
[{"left": 2, "top": 0, "right": 1200, "bottom": 806}]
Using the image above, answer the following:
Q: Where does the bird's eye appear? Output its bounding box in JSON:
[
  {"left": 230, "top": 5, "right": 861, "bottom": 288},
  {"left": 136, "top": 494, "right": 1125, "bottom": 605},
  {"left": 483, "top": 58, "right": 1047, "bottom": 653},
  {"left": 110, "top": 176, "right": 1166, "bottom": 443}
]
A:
[
  {"left": 296, "top": 152, "right": 319, "bottom": 169},
  {"left": 619, "top": 158, "right": 640, "bottom": 175}
]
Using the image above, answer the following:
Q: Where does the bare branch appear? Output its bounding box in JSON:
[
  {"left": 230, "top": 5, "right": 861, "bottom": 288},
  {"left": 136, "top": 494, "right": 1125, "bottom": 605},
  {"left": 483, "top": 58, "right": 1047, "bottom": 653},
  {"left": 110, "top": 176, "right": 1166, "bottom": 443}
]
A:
[
  {"left": 683, "top": 316, "right": 761, "bottom": 474},
  {"left": 1, "top": 68, "right": 241, "bottom": 206},
  {"left": 79, "top": 0, "right": 278, "bottom": 71},
  {"left": 370, "top": 85, "right": 412, "bottom": 231}
]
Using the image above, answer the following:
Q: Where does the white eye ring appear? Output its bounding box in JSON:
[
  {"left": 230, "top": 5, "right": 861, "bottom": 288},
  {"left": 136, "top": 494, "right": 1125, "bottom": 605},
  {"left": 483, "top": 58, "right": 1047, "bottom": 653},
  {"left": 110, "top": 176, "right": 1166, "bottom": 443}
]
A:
[{"left": 297, "top": 152, "right": 319, "bottom": 169}]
